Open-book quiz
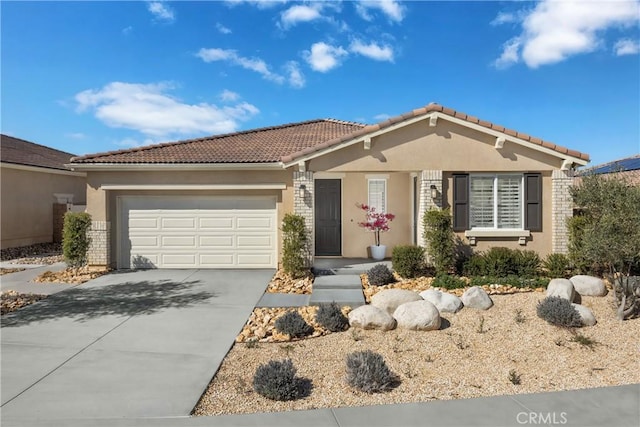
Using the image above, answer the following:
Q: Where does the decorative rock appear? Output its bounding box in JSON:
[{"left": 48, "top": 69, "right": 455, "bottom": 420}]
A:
[
  {"left": 570, "top": 275, "right": 607, "bottom": 296},
  {"left": 371, "top": 289, "right": 423, "bottom": 315},
  {"left": 461, "top": 286, "right": 493, "bottom": 310},
  {"left": 393, "top": 300, "right": 441, "bottom": 331},
  {"left": 546, "top": 279, "right": 575, "bottom": 301},
  {"left": 419, "top": 289, "right": 463, "bottom": 313},
  {"left": 348, "top": 305, "right": 397, "bottom": 331},
  {"left": 572, "top": 303, "right": 597, "bottom": 326}
]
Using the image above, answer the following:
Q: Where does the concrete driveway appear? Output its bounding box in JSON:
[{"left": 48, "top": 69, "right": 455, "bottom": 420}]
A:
[{"left": 1, "top": 269, "right": 272, "bottom": 422}]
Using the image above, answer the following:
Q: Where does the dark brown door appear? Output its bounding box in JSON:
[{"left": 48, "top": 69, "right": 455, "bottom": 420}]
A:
[{"left": 315, "top": 179, "right": 341, "bottom": 256}]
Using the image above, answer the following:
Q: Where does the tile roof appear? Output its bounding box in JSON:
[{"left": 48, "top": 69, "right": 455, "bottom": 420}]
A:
[
  {"left": 1, "top": 134, "right": 77, "bottom": 171},
  {"left": 70, "top": 103, "right": 590, "bottom": 165},
  {"left": 71, "top": 119, "right": 366, "bottom": 164}
]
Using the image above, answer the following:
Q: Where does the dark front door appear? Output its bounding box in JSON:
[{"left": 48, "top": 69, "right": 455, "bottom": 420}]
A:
[{"left": 315, "top": 179, "right": 341, "bottom": 256}]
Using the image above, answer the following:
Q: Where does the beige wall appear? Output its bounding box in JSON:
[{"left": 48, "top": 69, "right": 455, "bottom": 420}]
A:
[{"left": 1, "top": 166, "right": 86, "bottom": 249}]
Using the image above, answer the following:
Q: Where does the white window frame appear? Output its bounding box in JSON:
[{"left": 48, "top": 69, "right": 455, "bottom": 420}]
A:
[
  {"left": 469, "top": 173, "right": 524, "bottom": 231},
  {"left": 367, "top": 178, "right": 387, "bottom": 213}
]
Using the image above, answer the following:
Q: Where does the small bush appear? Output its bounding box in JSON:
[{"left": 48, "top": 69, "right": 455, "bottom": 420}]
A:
[
  {"left": 468, "top": 276, "right": 549, "bottom": 289},
  {"left": 62, "top": 212, "right": 92, "bottom": 267},
  {"left": 536, "top": 296, "right": 583, "bottom": 328},
  {"left": 543, "top": 253, "right": 572, "bottom": 278},
  {"left": 253, "top": 359, "right": 303, "bottom": 401},
  {"left": 367, "top": 264, "right": 395, "bottom": 286},
  {"left": 274, "top": 310, "right": 314, "bottom": 338},
  {"left": 423, "top": 208, "right": 455, "bottom": 274},
  {"left": 316, "top": 302, "right": 349, "bottom": 332},
  {"left": 508, "top": 370, "right": 522, "bottom": 385},
  {"left": 463, "top": 247, "right": 541, "bottom": 278},
  {"left": 281, "top": 214, "right": 308, "bottom": 278},
  {"left": 516, "top": 250, "right": 541, "bottom": 277},
  {"left": 432, "top": 273, "right": 467, "bottom": 290},
  {"left": 392, "top": 245, "right": 425, "bottom": 279},
  {"left": 346, "top": 350, "right": 397, "bottom": 393}
]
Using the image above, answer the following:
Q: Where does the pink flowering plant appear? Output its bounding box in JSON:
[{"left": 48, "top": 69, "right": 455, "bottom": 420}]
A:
[{"left": 357, "top": 203, "right": 395, "bottom": 246}]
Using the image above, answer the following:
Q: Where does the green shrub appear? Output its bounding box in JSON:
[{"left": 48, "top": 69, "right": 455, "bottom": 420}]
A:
[
  {"left": 463, "top": 247, "right": 541, "bottom": 278},
  {"left": 253, "top": 359, "right": 304, "bottom": 401},
  {"left": 423, "top": 208, "right": 455, "bottom": 274},
  {"left": 367, "top": 264, "right": 395, "bottom": 286},
  {"left": 468, "top": 276, "right": 549, "bottom": 289},
  {"left": 516, "top": 250, "right": 541, "bottom": 277},
  {"left": 432, "top": 273, "right": 467, "bottom": 290},
  {"left": 391, "top": 245, "right": 425, "bottom": 278},
  {"left": 62, "top": 212, "right": 92, "bottom": 267},
  {"left": 315, "top": 302, "right": 349, "bottom": 332},
  {"left": 281, "top": 214, "right": 308, "bottom": 278},
  {"left": 346, "top": 350, "right": 397, "bottom": 393},
  {"left": 462, "top": 253, "right": 486, "bottom": 277},
  {"left": 274, "top": 310, "right": 314, "bottom": 338},
  {"left": 536, "top": 296, "right": 583, "bottom": 328},
  {"left": 543, "top": 253, "right": 572, "bottom": 278}
]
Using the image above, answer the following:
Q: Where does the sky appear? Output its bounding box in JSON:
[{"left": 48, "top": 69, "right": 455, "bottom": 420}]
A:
[{"left": 1, "top": 0, "right": 639, "bottom": 167}]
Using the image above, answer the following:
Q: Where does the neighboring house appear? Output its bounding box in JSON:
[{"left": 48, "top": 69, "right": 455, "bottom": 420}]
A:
[
  {"left": 578, "top": 154, "right": 640, "bottom": 184},
  {"left": 1, "top": 135, "right": 86, "bottom": 249},
  {"left": 68, "top": 103, "right": 590, "bottom": 270}
]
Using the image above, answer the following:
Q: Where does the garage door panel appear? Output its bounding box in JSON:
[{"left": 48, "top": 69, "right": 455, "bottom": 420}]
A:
[
  {"left": 161, "top": 217, "right": 196, "bottom": 230},
  {"left": 161, "top": 235, "right": 196, "bottom": 247},
  {"left": 237, "top": 235, "right": 273, "bottom": 248},
  {"left": 199, "top": 254, "right": 235, "bottom": 267},
  {"left": 199, "top": 235, "right": 234, "bottom": 248},
  {"left": 236, "top": 216, "right": 273, "bottom": 229},
  {"left": 129, "top": 235, "right": 160, "bottom": 248},
  {"left": 131, "top": 254, "right": 159, "bottom": 268},
  {"left": 199, "top": 217, "right": 234, "bottom": 230},
  {"left": 129, "top": 217, "right": 159, "bottom": 229},
  {"left": 237, "top": 253, "right": 273, "bottom": 267},
  {"left": 162, "top": 253, "right": 197, "bottom": 267}
]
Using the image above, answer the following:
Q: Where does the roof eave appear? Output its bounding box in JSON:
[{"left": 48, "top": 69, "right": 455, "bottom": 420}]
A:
[{"left": 66, "top": 162, "right": 286, "bottom": 172}]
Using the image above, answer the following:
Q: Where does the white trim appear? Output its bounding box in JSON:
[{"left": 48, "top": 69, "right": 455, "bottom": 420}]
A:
[
  {"left": 66, "top": 162, "right": 283, "bottom": 172},
  {"left": 469, "top": 173, "right": 524, "bottom": 230},
  {"left": 495, "top": 137, "right": 506, "bottom": 149},
  {"left": 465, "top": 229, "right": 531, "bottom": 238},
  {"left": 314, "top": 172, "right": 346, "bottom": 179},
  {"left": 100, "top": 184, "right": 286, "bottom": 191},
  {"left": 1, "top": 162, "right": 86, "bottom": 177}
]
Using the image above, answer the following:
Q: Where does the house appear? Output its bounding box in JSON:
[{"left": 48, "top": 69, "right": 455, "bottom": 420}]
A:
[
  {"left": 1, "top": 134, "right": 86, "bottom": 249},
  {"left": 68, "top": 103, "right": 590, "bottom": 270},
  {"left": 578, "top": 154, "right": 640, "bottom": 184}
]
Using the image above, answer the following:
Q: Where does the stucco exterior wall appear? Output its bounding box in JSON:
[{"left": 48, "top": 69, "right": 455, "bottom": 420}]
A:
[{"left": 1, "top": 166, "right": 86, "bottom": 249}]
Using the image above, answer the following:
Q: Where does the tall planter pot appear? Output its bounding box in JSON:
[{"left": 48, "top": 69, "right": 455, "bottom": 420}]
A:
[{"left": 370, "top": 245, "right": 387, "bottom": 261}]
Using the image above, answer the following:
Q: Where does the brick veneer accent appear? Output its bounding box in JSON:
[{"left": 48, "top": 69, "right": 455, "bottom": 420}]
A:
[
  {"left": 87, "top": 221, "right": 111, "bottom": 266},
  {"left": 417, "top": 170, "right": 443, "bottom": 249},
  {"left": 552, "top": 169, "right": 575, "bottom": 254},
  {"left": 293, "top": 171, "right": 314, "bottom": 266},
  {"left": 52, "top": 203, "right": 69, "bottom": 243}
]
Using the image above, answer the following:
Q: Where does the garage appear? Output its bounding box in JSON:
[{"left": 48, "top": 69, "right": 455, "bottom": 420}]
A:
[{"left": 119, "top": 196, "right": 277, "bottom": 269}]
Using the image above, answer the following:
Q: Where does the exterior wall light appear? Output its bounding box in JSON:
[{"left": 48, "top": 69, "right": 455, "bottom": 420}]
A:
[
  {"left": 430, "top": 184, "right": 438, "bottom": 199},
  {"left": 299, "top": 184, "right": 306, "bottom": 198}
]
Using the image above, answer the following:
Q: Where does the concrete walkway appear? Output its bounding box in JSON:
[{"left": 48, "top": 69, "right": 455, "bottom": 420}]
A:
[
  {"left": 0, "top": 262, "right": 73, "bottom": 295},
  {"left": 1, "top": 269, "right": 272, "bottom": 421}
]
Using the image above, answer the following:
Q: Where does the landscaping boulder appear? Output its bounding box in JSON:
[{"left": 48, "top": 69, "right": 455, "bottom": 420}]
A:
[
  {"left": 393, "top": 300, "right": 441, "bottom": 331},
  {"left": 572, "top": 303, "right": 597, "bottom": 326},
  {"left": 419, "top": 289, "right": 463, "bottom": 313},
  {"left": 461, "top": 286, "right": 493, "bottom": 310},
  {"left": 348, "top": 305, "right": 397, "bottom": 331},
  {"left": 546, "top": 278, "right": 575, "bottom": 301},
  {"left": 570, "top": 275, "right": 607, "bottom": 297},
  {"left": 371, "top": 289, "right": 423, "bottom": 315}
]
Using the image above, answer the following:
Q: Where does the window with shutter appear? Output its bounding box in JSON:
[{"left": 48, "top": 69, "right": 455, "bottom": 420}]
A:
[
  {"left": 368, "top": 179, "right": 386, "bottom": 213},
  {"left": 497, "top": 175, "right": 522, "bottom": 228},
  {"left": 468, "top": 174, "right": 524, "bottom": 230},
  {"left": 453, "top": 174, "right": 469, "bottom": 231}
]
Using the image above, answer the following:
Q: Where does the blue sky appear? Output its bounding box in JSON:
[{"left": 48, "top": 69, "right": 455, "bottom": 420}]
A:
[{"left": 2, "top": 0, "right": 639, "bottom": 166}]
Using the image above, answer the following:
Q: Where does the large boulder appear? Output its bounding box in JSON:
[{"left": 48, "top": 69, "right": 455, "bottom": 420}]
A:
[
  {"left": 419, "top": 289, "right": 463, "bottom": 313},
  {"left": 546, "top": 278, "right": 575, "bottom": 301},
  {"left": 570, "top": 275, "right": 607, "bottom": 297},
  {"left": 393, "top": 300, "right": 441, "bottom": 331},
  {"left": 572, "top": 303, "right": 597, "bottom": 326},
  {"left": 348, "top": 305, "right": 397, "bottom": 331},
  {"left": 461, "top": 286, "right": 493, "bottom": 310},
  {"left": 371, "top": 289, "right": 423, "bottom": 315}
]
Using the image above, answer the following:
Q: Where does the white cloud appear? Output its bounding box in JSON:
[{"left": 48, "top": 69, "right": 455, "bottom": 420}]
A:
[
  {"left": 303, "top": 42, "right": 348, "bottom": 72},
  {"left": 490, "top": 12, "right": 518, "bottom": 26},
  {"left": 216, "top": 22, "right": 232, "bottom": 34},
  {"left": 225, "top": 0, "right": 287, "bottom": 9},
  {"left": 349, "top": 40, "right": 394, "bottom": 62},
  {"left": 355, "top": 0, "right": 405, "bottom": 23},
  {"left": 373, "top": 113, "right": 391, "bottom": 121},
  {"left": 122, "top": 26, "right": 133, "bottom": 35},
  {"left": 284, "top": 61, "right": 305, "bottom": 88},
  {"left": 116, "top": 137, "right": 157, "bottom": 148},
  {"left": 66, "top": 132, "right": 86, "bottom": 140},
  {"left": 219, "top": 89, "right": 240, "bottom": 102},
  {"left": 147, "top": 1, "right": 175, "bottom": 23},
  {"left": 196, "top": 48, "right": 285, "bottom": 84},
  {"left": 75, "top": 82, "right": 259, "bottom": 137},
  {"left": 280, "top": 4, "right": 322, "bottom": 28},
  {"left": 494, "top": 0, "right": 640, "bottom": 69},
  {"left": 614, "top": 38, "right": 640, "bottom": 55}
]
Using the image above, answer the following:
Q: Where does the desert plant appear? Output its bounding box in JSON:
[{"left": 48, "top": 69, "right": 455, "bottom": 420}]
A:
[
  {"left": 281, "top": 214, "right": 308, "bottom": 278},
  {"left": 315, "top": 302, "right": 349, "bottom": 332},
  {"left": 391, "top": 245, "right": 425, "bottom": 278},
  {"left": 464, "top": 247, "right": 541, "bottom": 278},
  {"left": 508, "top": 370, "right": 521, "bottom": 385},
  {"left": 543, "top": 253, "right": 572, "bottom": 278},
  {"left": 570, "top": 332, "right": 598, "bottom": 350},
  {"left": 432, "top": 273, "right": 466, "bottom": 290},
  {"left": 468, "top": 276, "right": 549, "bottom": 289},
  {"left": 346, "top": 350, "right": 397, "bottom": 393},
  {"left": 367, "top": 264, "right": 395, "bottom": 286},
  {"left": 423, "top": 208, "right": 455, "bottom": 274},
  {"left": 536, "top": 296, "right": 583, "bottom": 328},
  {"left": 514, "top": 309, "right": 526, "bottom": 324},
  {"left": 516, "top": 250, "right": 541, "bottom": 277},
  {"left": 62, "top": 212, "right": 92, "bottom": 268},
  {"left": 253, "top": 359, "right": 304, "bottom": 401},
  {"left": 611, "top": 275, "right": 640, "bottom": 320},
  {"left": 274, "top": 310, "right": 314, "bottom": 338}
]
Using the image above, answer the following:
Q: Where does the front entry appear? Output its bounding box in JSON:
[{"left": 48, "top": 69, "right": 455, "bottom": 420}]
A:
[{"left": 314, "top": 179, "right": 341, "bottom": 256}]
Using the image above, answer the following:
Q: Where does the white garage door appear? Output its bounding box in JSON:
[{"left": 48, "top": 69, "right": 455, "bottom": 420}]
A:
[{"left": 120, "top": 196, "right": 277, "bottom": 269}]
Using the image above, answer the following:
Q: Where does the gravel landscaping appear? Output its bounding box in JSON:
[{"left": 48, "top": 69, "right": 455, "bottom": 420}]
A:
[
  {"left": 1, "top": 290, "right": 47, "bottom": 315},
  {"left": 0, "top": 268, "right": 26, "bottom": 275},
  {"left": 194, "top": 279, "right": 640, "bottom": 416},
  {"left": 34, "top": 266, "right": 110, "bottom": 284},
  {"left": 0, "top": 242, "right": 64, "bottom": 265}
]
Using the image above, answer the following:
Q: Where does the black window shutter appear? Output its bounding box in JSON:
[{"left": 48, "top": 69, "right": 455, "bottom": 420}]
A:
[
  {"left": 524, "top": 173, "right": 542, "bottom": 231},
  {"left": 453, "top": 174, "right": 469, "bottom": 231}
]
